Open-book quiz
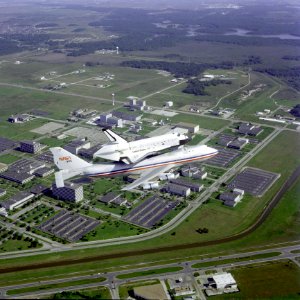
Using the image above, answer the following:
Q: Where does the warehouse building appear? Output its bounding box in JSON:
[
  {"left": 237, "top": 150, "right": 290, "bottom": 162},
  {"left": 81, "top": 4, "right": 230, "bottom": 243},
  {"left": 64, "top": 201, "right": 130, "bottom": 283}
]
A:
[
  {"left": 8, "top": 114, "right": 31, "bottom": 123},
  {"left": 97, "top": 113, "right": 123, "bottom": 128},
  {"left": 112, "top": 110, "right": 142, "bottom": 122},
  {"left": 52, "top": 181, "right": 83, "bottom": 202},
  {"left": 170, "top": 178, "right": 203, "bottom": 192},
  {"left": 219, "top": 189, "right": 244, "bottom": 207},
  {"left": 238, "top": 123, "right": 263, "bottom": 136},
  {"left": 1, "top": 191, "right": 34, "bottom": 211},
  {"left": 33, "top": 167, "right": 54, "bottom": 178},
  {"left": 181, "top": 166, "right": 207, "bottom": 179},
  {"left": 163, "top": 183, "right": 191, "bottom": 197},
  {"left": 0, "top": 170, "right": 35, "bottom": 184},
  {"left": 0, "top": 188, "right": 6, "bottom": 197},
  {"left": 176, "top": 122, "right": 199, "bottom": 133},
  {"left": 64, "top": 139, "right": 91, "bottom": 155},
  {"left": 20, "top": 140, "right": 45, "bottom": 154}
]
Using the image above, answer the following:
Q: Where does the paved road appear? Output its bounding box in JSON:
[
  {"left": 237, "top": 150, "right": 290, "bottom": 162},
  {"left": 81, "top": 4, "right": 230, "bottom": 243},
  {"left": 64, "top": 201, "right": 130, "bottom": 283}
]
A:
[{"left": 2, "top": 243, "right": 299, "bottom": 299}]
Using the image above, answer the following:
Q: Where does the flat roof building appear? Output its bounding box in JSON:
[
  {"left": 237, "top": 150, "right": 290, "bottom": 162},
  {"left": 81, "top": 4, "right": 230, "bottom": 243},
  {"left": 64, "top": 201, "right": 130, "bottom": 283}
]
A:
[
  {"left": 228, "top": 138, "right": 249, "bottom": 150},
  {"left": 212, "top": 273, "right": 237, "bottom": 289},
  {"left": 238, "top": 123, "right": 263, "bottom": 136},
  {"left": 170, "top": 178, "right": 203, "bottom": 192},
  {"left": 0, "top": 188, "right": 6, "bottom": 197},
  {"left": 164, "top": 183, "right": 191, "bottom": 197},
  {"left": 112, "top": 110, "right": 142, "bottom": 122},
  {"left": 20, "top": 140, "right": 45, "bottom": 154},
  {"left": 8, "top": 114, "right": 31, "bottom": 123},
  {"left": 0, "top": 170, "right": 35, "bottom": 184},
  {"left": 52, "top": 181, "right": 83, "bottom": 203},
  {"left": 1, "top": 191, "right": 34, "bottom": 211},
  {"left": 219, "top": 189, "right": 244, "bottom": 207},
  {"left": 64, "top": 139, "right": 91, "bottom": 155},
  {"left": 176, "top": 122, "right": 199, "bottom": 134},
  {"left": 33, "top": 167, "right": 54, "bottom": 178},
  {"left": 181, "top": 166, "right": 207, "bottom": 180}
]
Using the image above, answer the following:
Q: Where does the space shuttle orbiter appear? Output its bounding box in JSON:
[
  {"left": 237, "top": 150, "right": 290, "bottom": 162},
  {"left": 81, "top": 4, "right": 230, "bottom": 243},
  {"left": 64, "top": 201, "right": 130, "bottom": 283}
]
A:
[{"left": 94, "top": 129, "right": 189, "bottom": 164}]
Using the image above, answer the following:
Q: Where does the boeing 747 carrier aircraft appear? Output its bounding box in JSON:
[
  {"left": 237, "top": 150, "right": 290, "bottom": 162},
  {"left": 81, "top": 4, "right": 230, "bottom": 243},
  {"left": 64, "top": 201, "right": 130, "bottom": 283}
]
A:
[{"left": 51, "top": 144, "right": 218, "bottom": 190}]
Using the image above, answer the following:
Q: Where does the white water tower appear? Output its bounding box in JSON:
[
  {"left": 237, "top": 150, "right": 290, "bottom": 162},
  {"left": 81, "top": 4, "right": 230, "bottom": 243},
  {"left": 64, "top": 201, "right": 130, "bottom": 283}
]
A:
[
  {"left": 116, "top": 46, "right": 119, "bottom": 54},
  {"left": 112, "top": 93, "right": 115, "bottom": 106}
]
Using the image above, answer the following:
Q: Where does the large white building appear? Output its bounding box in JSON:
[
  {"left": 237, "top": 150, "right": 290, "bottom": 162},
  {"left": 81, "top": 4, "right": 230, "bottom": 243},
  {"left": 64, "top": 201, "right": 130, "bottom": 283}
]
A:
[{"left": 212, "top": 273, "right": 237, "bottom": 289}]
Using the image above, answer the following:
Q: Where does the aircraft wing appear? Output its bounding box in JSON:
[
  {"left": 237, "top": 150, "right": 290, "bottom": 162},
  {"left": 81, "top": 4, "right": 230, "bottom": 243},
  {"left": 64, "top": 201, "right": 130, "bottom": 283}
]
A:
[{"left": 122, "top": 165, "right": 172, "bottom": 190}]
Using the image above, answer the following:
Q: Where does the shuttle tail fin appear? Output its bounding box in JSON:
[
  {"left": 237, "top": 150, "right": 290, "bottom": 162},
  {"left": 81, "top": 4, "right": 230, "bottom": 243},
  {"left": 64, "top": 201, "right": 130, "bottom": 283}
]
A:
[{"left": 103, "top": 129, "right": 127, "bottom": 144}]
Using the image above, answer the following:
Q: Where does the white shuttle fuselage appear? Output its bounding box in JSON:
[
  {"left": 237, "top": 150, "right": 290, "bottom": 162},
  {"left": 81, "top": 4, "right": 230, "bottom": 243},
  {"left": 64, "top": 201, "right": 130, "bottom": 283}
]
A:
[{"left": 94, "top": 129, "right": 189, "bottom": 164}]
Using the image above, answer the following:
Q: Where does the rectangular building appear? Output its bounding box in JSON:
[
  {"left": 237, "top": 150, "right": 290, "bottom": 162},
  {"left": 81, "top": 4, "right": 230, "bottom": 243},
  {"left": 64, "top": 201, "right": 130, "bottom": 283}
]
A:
[
  {"left": 112, "top": 110, "right": 142, "bottom": 122},
  {"left": 52, "top": 181, "right": 83, "bottom": 203},
  {"left": 1, "top": 191, "right": 34, "bottom": 210},
  {"left": 20, "top": 140, "right": 44, "bottom": 154},
  {"left": 238, "top": 123, "right": 263, "bottom": 136},
  {"left": 164, "top": 183, "right": 191, "bottom": 197},
  {"left": 0, "top": 170, "right": 34, "bottom": 184},
  {"left": 170, "top": 178, "right": 203, "bottom": 192},
  {"left": 64, "top": 139, "right": 91, "bottom": 155},
  {"left": 176, "top": 122, "right": 199, "bottom": 134}
]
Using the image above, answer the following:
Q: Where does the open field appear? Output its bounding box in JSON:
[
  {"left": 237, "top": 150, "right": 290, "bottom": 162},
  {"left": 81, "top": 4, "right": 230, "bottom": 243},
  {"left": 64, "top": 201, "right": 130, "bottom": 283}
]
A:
[
  {"left": 116, "top": 266, "right": 183, "bottom": 279},
  {"left": 213, "top": 260, "right": 300, "bottom": 299},
  {"left": 0, "top": 86, "right": 113, "bottom": 120},
  {"left": 7, "top": 277, "right": 106, "bottom": 295},
  {"left": 191, "top": 252, "right": 280, "bottom": 268}
]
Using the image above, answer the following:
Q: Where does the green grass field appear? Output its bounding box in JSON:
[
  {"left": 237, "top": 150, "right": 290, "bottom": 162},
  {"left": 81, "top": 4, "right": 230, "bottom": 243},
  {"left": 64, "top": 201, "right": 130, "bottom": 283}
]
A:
[
  {"left": 7, "top": 277, "right": 106, "bottom": 295},
  {"left": 213, "top": 260, "right": 300, "bottom": 299},
  {"left": 116, "top": 266, "right": 183, "bottom": 279},
  {"left": 0, "top": 154, "right": 20, "bottom": 164},
  {"left": 191, "top": 252, "right": 280, "bottom": 268}
]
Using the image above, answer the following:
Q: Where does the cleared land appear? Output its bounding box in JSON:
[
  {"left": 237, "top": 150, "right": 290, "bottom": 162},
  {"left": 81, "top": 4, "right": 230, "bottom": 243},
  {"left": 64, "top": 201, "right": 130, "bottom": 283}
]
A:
[{"left": 214, "top": 260, "right": 300, "bottom": 299}]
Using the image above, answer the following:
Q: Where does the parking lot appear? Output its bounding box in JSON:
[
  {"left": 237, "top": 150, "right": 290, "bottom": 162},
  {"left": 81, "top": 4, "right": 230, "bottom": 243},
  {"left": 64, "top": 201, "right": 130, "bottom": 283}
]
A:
[
  {"left": 64, "top": 127, "right": 107, "bottom": 145},
  {"left": 0, "top": 137, "right": 18, "bottom": 153},
  {"left": 206, "top": 147, "right": 240, "bottom": 168},
  {"left": 123, "top": 196, "right": 179, "bottom": 229},
  {"left": 228, "top": 167, "right": 280, "bottom": 197},
  {"left": 38, "top": 210, "right": 100, "bottom": 242}
]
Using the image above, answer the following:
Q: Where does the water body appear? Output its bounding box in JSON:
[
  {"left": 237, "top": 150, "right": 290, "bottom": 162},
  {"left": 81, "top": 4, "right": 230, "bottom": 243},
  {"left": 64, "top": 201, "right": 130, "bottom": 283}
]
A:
[{"left": 224, "top": 28, "right": 300, "bottom": 40}]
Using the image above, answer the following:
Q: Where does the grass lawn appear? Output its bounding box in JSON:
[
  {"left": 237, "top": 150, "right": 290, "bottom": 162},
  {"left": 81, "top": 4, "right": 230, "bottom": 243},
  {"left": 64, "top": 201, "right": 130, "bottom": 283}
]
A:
[
  {"left": 213, "top": 260, "right": 300, "bottom": 299},
  {"left": 0, "top": 239, "right": 36, "bottom": 253},
  {"left": 116, "top": 266, "right": 183, "bottom": 279},
  {"left": 0, "top": 154, "right": 20, "bottom": 164},
  {"left": 0, "top": 118, "right": 47, "bottom": 140},
  {"left": 80, "top": 220, "right": 147, "bottom": 242},
  {"left": 93, "top": 178, "right": 120, "bottom": 195},
  {"left": 7, "top": 277, "right": 106, "bottom": 295},
  {"left": 170, "top": 113, "right": 230, "bottom": 131},
  {"left": 191, "top": 252, "right": 280, "bottom": 268}
]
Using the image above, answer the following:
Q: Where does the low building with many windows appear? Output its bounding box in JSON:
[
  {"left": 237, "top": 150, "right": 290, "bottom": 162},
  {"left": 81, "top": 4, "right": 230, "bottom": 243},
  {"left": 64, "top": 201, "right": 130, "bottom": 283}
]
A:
[
  {"left": 1, "top": 191, "right": 34, "bottom": 211},
  {"left": 52, "top": 182, "right": 83, "bottom": 202}
]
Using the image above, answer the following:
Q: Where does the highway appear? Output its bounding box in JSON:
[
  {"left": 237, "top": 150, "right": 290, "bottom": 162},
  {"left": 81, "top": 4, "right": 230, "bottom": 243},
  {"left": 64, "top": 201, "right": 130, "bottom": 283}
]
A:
[{"left": 1, "top": 243, "right": 299, "bottom": 299}]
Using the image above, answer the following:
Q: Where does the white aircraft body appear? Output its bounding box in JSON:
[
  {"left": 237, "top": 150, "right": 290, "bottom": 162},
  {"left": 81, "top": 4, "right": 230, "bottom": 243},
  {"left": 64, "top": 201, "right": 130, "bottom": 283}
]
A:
[
  {"left": 51, "top": 144, "right": 218, "bottom": 190},
  {"left": 94, "top": 129, "right": 189, "bottom": 164}
]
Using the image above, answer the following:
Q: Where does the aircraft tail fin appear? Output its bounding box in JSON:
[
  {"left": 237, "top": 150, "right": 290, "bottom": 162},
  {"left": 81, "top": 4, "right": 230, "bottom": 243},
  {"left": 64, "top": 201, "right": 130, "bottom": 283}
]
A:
[
  {"left": 103, "top": 129, "right": 127, "bottom": 144},
  {"left": 50, "top": 147, "right": 91, "bottom": 171}
]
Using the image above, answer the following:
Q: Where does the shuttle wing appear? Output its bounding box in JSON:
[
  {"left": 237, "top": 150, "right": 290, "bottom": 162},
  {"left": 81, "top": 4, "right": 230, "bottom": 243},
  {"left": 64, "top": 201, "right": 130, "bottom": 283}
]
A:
[{"left": 122, "top": 165, "right": 172, "bottom": 190}]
